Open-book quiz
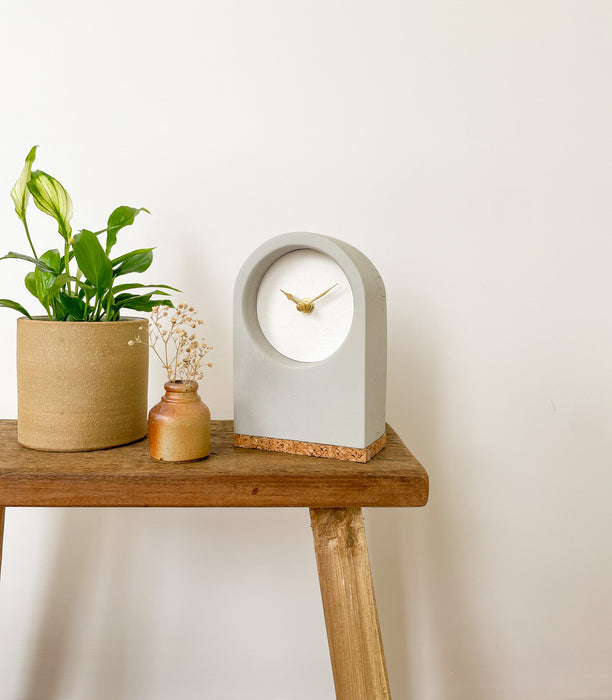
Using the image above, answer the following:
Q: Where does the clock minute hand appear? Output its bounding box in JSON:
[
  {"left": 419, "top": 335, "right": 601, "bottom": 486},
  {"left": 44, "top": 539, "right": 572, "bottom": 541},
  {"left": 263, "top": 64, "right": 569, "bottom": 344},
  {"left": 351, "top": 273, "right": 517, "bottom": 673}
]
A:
[{"left": 309, "top": 283, "right": 338, "bottom": 304}]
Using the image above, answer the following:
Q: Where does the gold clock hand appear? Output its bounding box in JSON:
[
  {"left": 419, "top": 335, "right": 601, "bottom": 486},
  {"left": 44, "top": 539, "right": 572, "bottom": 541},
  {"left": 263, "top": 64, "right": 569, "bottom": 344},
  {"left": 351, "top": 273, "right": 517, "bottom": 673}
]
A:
[
  {"left": 309, "top": 283, "right": 338, "bottom": 304},
  {"left": 280, "top": 289, "right": 300, "bottom": 305},
  {"left": 281, "top": 289, "right": 314, "bottom": 313}
]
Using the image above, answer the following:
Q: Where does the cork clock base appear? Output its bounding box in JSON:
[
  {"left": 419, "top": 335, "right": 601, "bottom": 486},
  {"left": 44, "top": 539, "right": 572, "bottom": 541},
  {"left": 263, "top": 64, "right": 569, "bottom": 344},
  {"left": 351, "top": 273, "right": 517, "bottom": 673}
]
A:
[{"left": 233, "top": 432, "right": 387, "bottom": 463}]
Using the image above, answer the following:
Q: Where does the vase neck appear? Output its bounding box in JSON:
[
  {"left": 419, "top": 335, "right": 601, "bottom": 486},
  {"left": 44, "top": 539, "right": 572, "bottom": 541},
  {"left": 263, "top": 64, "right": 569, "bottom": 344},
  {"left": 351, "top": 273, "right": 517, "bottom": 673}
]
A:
[{"left": 162, "top": 380, "right": 201, "bottom": 403}]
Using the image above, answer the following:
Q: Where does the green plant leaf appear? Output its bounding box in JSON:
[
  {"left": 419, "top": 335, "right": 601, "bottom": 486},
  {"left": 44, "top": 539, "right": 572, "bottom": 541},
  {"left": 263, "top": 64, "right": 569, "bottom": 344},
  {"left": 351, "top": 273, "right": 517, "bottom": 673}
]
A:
[
  {"left": 1, "top": 251, "right": 56, "bottom": 274},
  {"left": 50, "top": 274, "right": 94, "bottom": 294},
  {"left": 111, "top": 282, "right": 179, "bottom": 294},
  {"left": 105, "top": 206, "right": 150, "bottom": 254},
  {"left": 112, "top": 292, "right": 146, "bottom": 307},
  {"left": 0, "top": 299, "right": 32, "bottom": 318},
  {"left": 24, "top": 272, "right": 37, "bottom": 298},
  {"left": 111, "top": 248, "right": 154, "bottom": 276},
  {"left": 27, "top": 169, "right": 73, "bottom": 240},
  {"left": 59, "top": 292, "right": 87, "bottom": 320},
  {"left": 49, "top": 273, "right": 73, "bottom": 294},
  {"left": 50, "top": 295, "right": 69, "bottom": 321},
  {"left": 72, "top": 229, "right": 113, "bottom": 293},
  {"left": 39, "top": 248, "right": 62, "bottom": 274},
  {"left": 10, "top": 146, "right": 37, "bottom": 222},
  {"left": 114, "top": 292, "right": 173, "bottom": 312},
  {"left": 34, "top": 266, "right": 58, "bottom": 306},
  {"left": 30, "top": 251, "right": 64, "bottom": 311}
]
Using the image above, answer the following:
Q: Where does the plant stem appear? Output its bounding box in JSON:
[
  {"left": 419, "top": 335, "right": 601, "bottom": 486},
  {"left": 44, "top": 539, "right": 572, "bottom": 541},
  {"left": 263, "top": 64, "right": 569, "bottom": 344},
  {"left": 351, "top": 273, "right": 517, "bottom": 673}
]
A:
[
  {"left": 22, "top": 219, "right": 38, "bottom": 259},
  {"left": 105, "top": 284, "right": 114, "bottom": 321},
  {"left": 91, "top": 295, "right": 100, "bottom": 321},
  {"left": 64, "top": 240, "right": 71, "bottom": 295}
]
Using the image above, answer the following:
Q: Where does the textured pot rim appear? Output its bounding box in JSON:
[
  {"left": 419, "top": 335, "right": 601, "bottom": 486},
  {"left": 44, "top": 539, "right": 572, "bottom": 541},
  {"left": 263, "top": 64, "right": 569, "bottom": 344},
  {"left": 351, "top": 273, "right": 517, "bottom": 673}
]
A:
[{"left": 17, "top": 316, "right": 145, "bottom": 326}]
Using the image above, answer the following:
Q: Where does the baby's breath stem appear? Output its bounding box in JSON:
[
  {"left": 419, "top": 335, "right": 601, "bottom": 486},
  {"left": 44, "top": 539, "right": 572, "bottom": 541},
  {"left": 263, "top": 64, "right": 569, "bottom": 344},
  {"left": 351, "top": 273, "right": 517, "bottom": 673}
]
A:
[{"left": 150, "top": 344, "right": 166, "bottom": 368}]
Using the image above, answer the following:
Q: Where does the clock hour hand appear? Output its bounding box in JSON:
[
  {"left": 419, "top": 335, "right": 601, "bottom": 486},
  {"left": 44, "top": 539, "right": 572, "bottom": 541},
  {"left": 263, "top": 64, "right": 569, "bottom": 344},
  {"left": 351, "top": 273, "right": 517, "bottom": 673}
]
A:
[
  {"left": 280, "top": 289, "right": 300, "bottom": 305},
  {"left": 281, "top": 288, "right": 314, "bottom": 314},
  {"left": 309, "top": 283, "right": 338, "bottom": 304}
]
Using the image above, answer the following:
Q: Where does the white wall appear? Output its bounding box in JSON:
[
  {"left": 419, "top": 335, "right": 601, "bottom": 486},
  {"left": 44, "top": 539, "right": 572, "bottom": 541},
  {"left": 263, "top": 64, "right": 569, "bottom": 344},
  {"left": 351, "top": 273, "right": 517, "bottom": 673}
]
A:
[{"left": 1, "top": 1, "right": 611, "bottom": 698}]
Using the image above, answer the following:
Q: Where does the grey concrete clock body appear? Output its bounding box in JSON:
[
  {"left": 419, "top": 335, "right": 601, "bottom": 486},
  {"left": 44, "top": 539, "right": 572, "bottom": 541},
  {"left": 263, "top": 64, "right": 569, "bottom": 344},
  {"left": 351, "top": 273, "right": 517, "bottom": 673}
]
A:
[{"left": 233, "top": 232, "right": 387, "bottom": 460}]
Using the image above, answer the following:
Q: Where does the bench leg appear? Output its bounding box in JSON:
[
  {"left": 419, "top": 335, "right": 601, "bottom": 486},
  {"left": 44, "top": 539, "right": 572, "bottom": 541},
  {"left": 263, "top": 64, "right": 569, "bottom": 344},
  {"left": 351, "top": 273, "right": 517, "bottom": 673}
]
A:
[
  {"left": 0, "top": 507, "right": 5, "bottom": 580},
  {"left": 310, "top": 507, "right": 391, "bottom": 699}
]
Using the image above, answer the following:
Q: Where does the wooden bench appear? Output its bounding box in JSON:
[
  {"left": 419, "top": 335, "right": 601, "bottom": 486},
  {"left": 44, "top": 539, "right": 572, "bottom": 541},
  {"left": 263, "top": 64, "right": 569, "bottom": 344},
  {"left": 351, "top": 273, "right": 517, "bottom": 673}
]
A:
[{"left": 0, "top": 419, "right": 428, "bottom": 699}]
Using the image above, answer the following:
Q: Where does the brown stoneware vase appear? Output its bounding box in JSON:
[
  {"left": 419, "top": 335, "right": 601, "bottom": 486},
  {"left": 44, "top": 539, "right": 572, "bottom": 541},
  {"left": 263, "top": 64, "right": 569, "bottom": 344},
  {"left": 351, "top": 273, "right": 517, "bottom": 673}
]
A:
[
  {"left": 148, "top": 381, "right": 211, "bottom": 462},
  {"left": 16, "top": 317, "right": 148, "bottom": 452}
]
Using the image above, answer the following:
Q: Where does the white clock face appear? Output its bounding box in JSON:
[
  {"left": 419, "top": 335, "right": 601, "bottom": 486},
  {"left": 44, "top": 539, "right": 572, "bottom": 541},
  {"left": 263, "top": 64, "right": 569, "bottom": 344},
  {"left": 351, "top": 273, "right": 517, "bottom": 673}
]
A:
[{"left": 256, "top": 250, "right": 354, "bottom": 362}]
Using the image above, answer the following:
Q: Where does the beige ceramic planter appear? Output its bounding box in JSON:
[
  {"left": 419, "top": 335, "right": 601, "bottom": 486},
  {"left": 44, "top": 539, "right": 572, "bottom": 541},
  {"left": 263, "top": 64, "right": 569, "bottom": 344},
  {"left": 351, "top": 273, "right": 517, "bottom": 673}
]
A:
[{"left": 17, "top": 317, "right": 148, "bottom": 452}]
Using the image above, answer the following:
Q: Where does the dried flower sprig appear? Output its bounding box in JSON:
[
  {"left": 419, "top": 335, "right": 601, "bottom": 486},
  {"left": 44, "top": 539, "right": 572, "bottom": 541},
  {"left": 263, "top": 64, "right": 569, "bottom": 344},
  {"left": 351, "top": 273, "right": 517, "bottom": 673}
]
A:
[{"left": 130, "top": 303, "right": 212, "bottom": 382}]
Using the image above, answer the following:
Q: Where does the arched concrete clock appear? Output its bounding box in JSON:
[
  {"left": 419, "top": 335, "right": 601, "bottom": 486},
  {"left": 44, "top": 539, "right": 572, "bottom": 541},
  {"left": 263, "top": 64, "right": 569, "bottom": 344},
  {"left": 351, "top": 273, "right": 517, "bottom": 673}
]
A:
[{"left": 233, "top": 232, "right": 387, "bottom": 462}]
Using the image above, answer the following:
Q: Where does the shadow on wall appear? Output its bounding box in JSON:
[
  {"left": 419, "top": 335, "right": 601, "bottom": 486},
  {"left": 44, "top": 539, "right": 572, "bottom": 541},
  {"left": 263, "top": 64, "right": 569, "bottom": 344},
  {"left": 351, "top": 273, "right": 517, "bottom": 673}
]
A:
[
  {"left": 20, "top": 509, "right": 116, "bottom": 698},
  {"left": 16, "top": 507, "right": 332, "bottom": 699},
  {"left": 366, "top": 319, "right": 491, "bottom": 700}
]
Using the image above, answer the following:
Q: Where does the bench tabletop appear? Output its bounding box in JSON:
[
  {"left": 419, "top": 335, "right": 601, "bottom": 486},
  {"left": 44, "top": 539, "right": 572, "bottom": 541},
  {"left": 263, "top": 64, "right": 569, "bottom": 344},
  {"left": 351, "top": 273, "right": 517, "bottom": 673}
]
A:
[{"left": 0, "top": 420, "right": 428, "bottom": 508}]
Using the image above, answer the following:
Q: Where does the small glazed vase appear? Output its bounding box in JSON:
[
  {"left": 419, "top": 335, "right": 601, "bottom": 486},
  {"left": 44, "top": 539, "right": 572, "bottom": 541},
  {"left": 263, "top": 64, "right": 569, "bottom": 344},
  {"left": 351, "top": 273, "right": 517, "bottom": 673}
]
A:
[{"left": 148, "top": 381, "right": 211, "bottom": 462}]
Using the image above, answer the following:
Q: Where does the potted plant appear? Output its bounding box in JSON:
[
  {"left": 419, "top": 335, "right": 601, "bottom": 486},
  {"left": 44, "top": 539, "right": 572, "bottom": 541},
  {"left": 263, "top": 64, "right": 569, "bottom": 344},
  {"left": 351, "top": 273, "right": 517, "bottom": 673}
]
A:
[{"left": 1, "top": 146, "right": 176, "bottom": 451}]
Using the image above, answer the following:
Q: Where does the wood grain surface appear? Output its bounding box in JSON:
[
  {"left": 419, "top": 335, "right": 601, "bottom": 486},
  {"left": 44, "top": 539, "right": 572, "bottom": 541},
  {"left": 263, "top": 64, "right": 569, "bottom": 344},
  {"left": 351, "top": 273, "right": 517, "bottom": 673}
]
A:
[
  {"left": 311, "top": 507, "right": 391, "bottom": 699},
  {"left": 0, "top": 420, "right": 428, "bottom": 508}
]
